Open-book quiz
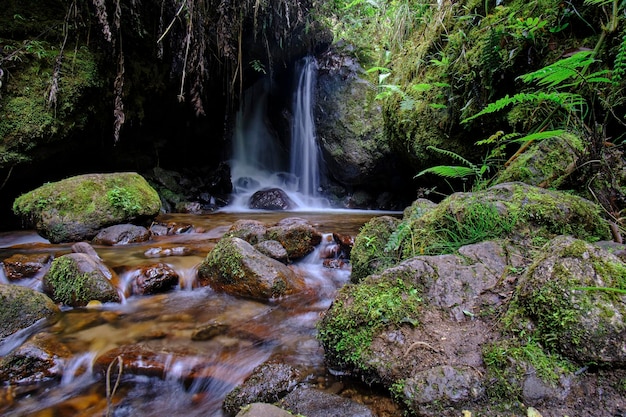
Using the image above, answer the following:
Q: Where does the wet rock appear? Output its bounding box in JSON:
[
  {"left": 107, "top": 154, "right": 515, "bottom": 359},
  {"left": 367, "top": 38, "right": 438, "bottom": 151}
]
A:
[
  {"left": 42, "top": 253, "right": 121, "bottom": 307},
  {"left": 149, "top": 221, "right": 193, "bottom": 236},
  {"left": 280, "top": 385, "right": 375, "bottom": 417},
  {"left": 517, "top": 236, "right": 626, "bottom": 365},
  {"left": 143, "top": 246, "right": 190, "bottom": 258},
  {"left": 92, "top": 224, "right": 150, "bottom": 245},
  {"left": 197, "top": 237, "right": 304, "bottom": 301},
  {"left": 191, "top": 321, "right": 229, "bottom": 341},
  {"left": 402, "top": 365, "right": 484, "bottom": 416},
  {"left": 235, "top": 403, "right": 293, "bottom": 417},
  {"left": 332, "top": 232, "right": 354, "bottom": 258},
  {"left": 223, "top": 362, "right": 304, "bottom": 414},
  {"left": 265, "top": 217, "right": 322, "bottom": 259},
  {"left": 0, "top": 332, "right": 72, "bottom": 385},
  {"left": 71, "top": 241, "right": 103, "bottom": 259},
  {"left": 227, "top": 220, "right": 268, "bottom": 245},
  {"left": 130, "top": 263, "right": 179, "bottom": 295},
  {"left": 248, "top": 188, "right": 296, "bottom": 210},
  {"left": 12, "top": 172, "right": 161, "bottom": 243},
  {"left": 0, "top": 284, "right": 60, "bottom": 343},
  {"left": 254, "top": 240, "right": 289, "bottom": 264},
  {"left": 1, "top": 253, "right": 52, "bottom": 281}
]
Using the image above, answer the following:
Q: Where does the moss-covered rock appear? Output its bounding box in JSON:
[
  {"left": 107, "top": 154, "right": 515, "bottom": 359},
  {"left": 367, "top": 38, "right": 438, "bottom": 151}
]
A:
[
  {"left": 264, "top": 217, "right": 322, "bottom": 260},
  {"left": 517, "top": 236, "right": 626, "bottom": 365},
  {"left": 13, "top": 172, "right": 161, "bottom": 243},
  {"left": 493, "top": 132, "right": 583, "bottom": 188},
  {"left": 350, "top": 215, "right": 400, "bottom": 283},
  {"left": 390, "top": 182, "right": 611, "bottom": 261},
  {"left": 0, "top": 284, "right": 60, "bottom": 343},
  {"left": 42, "top": 254, "right": 121, "bottom": 307},
  {"left": 197, "top": 237, "right": 304, "bottom": 301}
]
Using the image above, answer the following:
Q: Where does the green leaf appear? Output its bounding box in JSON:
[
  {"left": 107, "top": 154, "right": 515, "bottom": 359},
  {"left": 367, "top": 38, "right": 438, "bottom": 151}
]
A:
[
  {"left": 509, "top": 129, "right": 566, "bottom": 143},
  {"left": 414, "top": 165, "right": 476, "bottom": 178}
]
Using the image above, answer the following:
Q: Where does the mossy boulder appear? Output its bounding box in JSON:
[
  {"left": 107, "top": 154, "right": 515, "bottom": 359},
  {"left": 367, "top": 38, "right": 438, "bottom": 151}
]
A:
[
  {"left": 0, "top": 284, "right": 60, "bottom": 343},
  {"left": 383, "top": 182, "right": 611, "bottom": 265},
  {"left": 13, "top": 172, "right": 161, "bottom": 243},
  {"left": 517, "top": 236, "right": 626, "bottom": 365},
  {"left": 197, "top": 237, "right": 304, "bottom": 301},
  {"left": 42, "top": 254, "right": 121, "bottom": 307},
  {"left": 350, "top": 215, "right": 401, "bottom": 283},
  {"left": 265, "top": 217, "right": 322, "bottom": 260},
  {"left": 493, "top": 133, "right": 583, "bottom": 188},
  {"left": 315, "top": 44, "right": 398, "bottom": 189}
]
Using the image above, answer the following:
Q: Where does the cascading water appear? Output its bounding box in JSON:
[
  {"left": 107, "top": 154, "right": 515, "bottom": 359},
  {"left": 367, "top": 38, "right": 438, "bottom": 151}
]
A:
[
  {"left": 228, "top": 56, "right": 326, "bottom": 210},
  {"left": 290, "top": 56, "right": 320, "bottom": 204}
]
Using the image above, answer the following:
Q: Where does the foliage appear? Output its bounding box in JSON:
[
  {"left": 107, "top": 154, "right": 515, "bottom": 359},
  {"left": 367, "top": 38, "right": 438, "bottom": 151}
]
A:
[{"left": 106, "top": 186, "right": 143, "bottom": 215}]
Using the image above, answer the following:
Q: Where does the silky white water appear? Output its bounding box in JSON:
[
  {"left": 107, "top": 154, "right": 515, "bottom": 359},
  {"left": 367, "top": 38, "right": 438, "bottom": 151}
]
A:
[{"left": 228, "top": 57, "right": 327, "bottom": 211}]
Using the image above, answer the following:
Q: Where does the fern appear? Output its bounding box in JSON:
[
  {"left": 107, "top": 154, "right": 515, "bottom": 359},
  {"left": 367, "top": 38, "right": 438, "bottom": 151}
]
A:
[
  {"left": 519, "top": 51, "right": 596, "bottom": 87},
  {"left": 613, "top": 31, "right": 626, "bottom": 82},
  {"left": 462, "top": 92, "right": 585, "bottom": 123},
  {"left": 415, "top": 165, "right": 477, "bottom": 178}
]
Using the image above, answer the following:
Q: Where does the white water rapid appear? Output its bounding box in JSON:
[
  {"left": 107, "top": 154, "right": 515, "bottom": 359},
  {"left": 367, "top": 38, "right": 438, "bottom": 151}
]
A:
[{"left": 228, "top": 56, "right": 327, "bottom": 211}]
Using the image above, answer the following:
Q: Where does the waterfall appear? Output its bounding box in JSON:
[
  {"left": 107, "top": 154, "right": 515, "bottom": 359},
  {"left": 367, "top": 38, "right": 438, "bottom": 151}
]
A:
[
  {"left": 290, "top": 56, "right": 320, "bottom": 204},
  {"left": 227, "top": 56, "right": 327, "bottom": 211}
]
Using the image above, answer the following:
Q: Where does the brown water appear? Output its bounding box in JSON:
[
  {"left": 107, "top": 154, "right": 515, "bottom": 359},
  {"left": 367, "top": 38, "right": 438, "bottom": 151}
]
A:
[{"left": 0, "top": 211, "right": 394, "bottom": 417}]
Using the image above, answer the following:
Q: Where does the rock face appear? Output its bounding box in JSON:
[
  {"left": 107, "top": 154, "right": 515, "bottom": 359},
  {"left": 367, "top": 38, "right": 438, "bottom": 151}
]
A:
[
  {"left": 12, "top": 172, "right": 161, "bottom": 243},
  {"left": 248, "top": 188, "right": 296, "bottom": 210},
  {"left": 197, "top": 237, "right": 304, "bottom": 301},
  {"left": 0, "top": 284, "right": 60, "bottom": 343},
  {"left": 315, "top": 44, "right": 401, "bottom": 190},
  {"left": 42, "top": 253, "right": 121, "bottom": 307}
]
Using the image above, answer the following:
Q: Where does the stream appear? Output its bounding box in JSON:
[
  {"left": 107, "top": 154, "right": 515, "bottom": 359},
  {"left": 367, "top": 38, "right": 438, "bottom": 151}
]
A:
[{"left": 0, "top": 210, "right": 396, "bottom": 417}]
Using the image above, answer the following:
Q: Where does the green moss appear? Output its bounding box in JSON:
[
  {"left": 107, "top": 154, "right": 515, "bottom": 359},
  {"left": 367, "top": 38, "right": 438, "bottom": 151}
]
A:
[
  {"left": 317, "top": 277, "right": 422, "bottom": 371},
  {"left": 350, "top": 215, "right": 400, "bottom": 282},
  {"left": 482, "top": 338, "right": 574, "bottom": 404},
  {"left": 45, "top": 257, "right": 97, "bottom": 306},
  {"left": 202, "top": 237, "right": 246, "bottom": 283}
]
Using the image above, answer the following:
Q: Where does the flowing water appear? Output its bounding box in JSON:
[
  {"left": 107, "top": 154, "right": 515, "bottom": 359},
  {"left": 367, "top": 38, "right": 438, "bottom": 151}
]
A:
[
  {"left": 0, "top": 211, "right": 396, "bottom": 417},
  {"left": 230, "top": 56, "right": 327, "bottom": 210}
]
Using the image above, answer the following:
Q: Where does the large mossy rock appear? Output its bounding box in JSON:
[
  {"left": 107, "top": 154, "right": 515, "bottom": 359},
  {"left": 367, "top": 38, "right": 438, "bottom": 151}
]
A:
[
  {"left": 0, "top": 284, "right": 60, "bottom": 343},
  {"left": 315, "top": 44, "right": 401, "bottom": 189},
  {"left": 493, "top": 133, "right": 583, "bottom": 188},
  {"left": 197, "top": 237, "right": 304, "bottom": 301},
  {"left": 517, "top": 236, "right": 626, "bottom": 365},
  {"left": 42, "top": 254, "right": 121, "bottom": 307},
  {"left": 13, "top": 172, "right": 161, "bottom": 243},
  {"left": 351, "top": 182, "right": 612, "bottom": 281}
]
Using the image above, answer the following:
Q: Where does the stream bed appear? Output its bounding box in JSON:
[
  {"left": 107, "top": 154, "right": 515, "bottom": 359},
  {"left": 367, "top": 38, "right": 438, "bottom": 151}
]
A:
[{"left": 0, "top": 211, "right": 399, "bottom": 417}]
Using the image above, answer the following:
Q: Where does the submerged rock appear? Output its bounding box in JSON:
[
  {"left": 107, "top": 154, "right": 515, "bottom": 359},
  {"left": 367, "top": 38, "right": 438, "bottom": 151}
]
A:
[{"left": 12, "top": 172, "right": 161, "bottom": 243}]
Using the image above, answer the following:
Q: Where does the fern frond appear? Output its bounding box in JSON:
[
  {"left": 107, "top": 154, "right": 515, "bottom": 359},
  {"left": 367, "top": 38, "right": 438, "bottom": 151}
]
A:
[
  {"left": 462, "top": 92, "right": 585, "bottom": 123},
  {"left": 414, "top": 165, "right": 477, "bottom": 178},
  {"left": 613, "top": 31, "right": 626, "bottom": 82},
  {"left": 518, "top": 51, "right": 595, "bottom": 87},
  {"left": 583, "top": 0, "right": 614, "bottom": 5},
  {"left": 509, "top": 129, "right": 566, "bottom": 143},
  {"left": 426, "top": 145, "right": 478, "bottom": 170}
]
